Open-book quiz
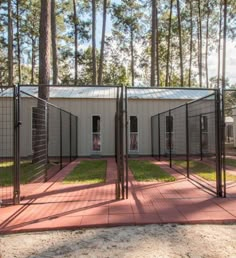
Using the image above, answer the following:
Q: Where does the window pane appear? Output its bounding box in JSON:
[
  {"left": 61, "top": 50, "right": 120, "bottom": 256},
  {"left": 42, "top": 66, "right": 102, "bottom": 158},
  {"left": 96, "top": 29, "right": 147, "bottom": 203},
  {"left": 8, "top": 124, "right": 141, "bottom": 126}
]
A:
[
  {"left": 130, "top": 116, "right": 138, "bottom": 132},
  {"left": 93, "top": 133, "right": 101, "bottom": 151},
  {"left": 130, "top": 133, "right": 138, "bottom": 151},
  {"left": 166, "top": 116, "right": 173, "bottom": 133},
  {"left": 93, "top": 116, "right": 100, "bottom": 132},
  {"left": 201, "top": 116, "right": 208, "bottom": 132}
]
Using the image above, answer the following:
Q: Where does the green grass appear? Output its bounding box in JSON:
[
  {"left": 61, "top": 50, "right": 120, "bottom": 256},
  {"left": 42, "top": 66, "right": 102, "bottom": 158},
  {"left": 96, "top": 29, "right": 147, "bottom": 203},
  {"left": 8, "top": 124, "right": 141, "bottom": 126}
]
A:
[
  {"left": 173, "top": 160, "right": 236, "bottom": 181},
  {"left": 0, "top": 160, "right": 51, "bottom": 186},
  {"left": 129, "top": 160, "right": 175, "bottom": 182},
  {"left": 63, "top": 160, "right": 107, "bottom": 184},
  {"left": 225, "top": 158, "right": 236, "bottom": 167}
]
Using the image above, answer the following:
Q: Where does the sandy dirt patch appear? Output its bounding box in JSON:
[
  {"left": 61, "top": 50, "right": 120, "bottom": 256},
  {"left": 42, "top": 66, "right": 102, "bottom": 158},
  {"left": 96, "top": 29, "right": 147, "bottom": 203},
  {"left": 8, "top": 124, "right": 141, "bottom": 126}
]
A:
[{"left": 0, "top": 224, "right": 236, "bottom": 258}]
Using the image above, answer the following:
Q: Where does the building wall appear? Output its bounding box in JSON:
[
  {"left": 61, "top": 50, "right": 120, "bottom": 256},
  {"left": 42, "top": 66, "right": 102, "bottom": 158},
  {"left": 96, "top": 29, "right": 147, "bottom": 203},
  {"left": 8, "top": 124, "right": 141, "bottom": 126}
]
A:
[
  {"left": 0, "top": 97, "right": 195, "bottom": 158},
  {"left": 127, "top": 99, "right": 189, "bottom": 155}
]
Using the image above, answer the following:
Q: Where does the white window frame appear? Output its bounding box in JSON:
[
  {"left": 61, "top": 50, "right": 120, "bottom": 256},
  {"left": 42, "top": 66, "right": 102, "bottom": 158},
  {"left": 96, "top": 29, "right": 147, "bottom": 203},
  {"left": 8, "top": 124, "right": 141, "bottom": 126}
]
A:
[
  {"left": 129, "top": 115, "right": 139, "bottom": 153},
  {"left": 91, "top": 115, "right": 102, "bottom": 152}
]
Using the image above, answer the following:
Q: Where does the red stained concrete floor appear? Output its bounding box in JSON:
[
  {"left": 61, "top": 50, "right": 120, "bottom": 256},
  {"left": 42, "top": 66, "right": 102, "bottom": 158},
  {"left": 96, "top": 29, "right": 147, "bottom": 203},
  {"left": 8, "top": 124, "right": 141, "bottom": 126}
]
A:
[{"left": 1, "top": 157, "right": 236, "bottom": 233}]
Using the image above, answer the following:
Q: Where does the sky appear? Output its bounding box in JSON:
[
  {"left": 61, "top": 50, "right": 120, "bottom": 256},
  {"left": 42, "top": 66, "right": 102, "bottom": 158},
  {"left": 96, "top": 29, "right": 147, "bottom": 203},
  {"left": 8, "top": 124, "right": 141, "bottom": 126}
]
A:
[{"left": 208, "top": 41, "right": 236, "bottom": 85}]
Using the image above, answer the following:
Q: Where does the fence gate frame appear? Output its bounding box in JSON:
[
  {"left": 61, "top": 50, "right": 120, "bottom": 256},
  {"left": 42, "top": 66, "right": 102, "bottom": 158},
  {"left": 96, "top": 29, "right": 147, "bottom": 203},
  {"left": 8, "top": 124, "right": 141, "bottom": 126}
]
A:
[{"left": 115, "top": 86, "right": 128, "bottom": 200}]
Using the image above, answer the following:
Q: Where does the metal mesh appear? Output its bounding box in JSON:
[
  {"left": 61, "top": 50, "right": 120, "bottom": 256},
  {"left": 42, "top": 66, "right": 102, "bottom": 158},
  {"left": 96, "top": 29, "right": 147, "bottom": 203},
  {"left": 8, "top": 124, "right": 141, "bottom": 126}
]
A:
[
  {"left": 18, "top": 90, "right": 78, "bottom": 190},
  {"left": 61, "top": 110, "right": 71, "bottom": 169},
  {"left": 223, "top": 90, "right": 236, "bottom": 196},
  {"left": 47, "top": 104, "right": 61, "bottom": 180},
  {"left": 71, "top": 115, "right": 78, "bottom": 161},
  {"left": 152, "top": 92, "right": 219, "bottom": 194},
  {"left": 0, "top": 87, "right": 15, "bottom": 205},
  {"left": 171, "top": 105, "right": 187, "bottom": 173}
]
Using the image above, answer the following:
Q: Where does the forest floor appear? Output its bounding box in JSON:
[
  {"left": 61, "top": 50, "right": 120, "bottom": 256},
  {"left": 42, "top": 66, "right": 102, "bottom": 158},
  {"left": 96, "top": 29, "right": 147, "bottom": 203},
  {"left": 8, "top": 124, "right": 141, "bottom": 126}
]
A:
[{"left": 0, "top": 224, "right": 236, "bottom": 258}]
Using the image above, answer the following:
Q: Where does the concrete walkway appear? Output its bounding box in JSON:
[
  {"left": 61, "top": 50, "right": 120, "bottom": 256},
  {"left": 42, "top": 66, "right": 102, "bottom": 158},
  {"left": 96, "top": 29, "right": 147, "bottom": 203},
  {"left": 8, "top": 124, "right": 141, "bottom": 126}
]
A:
[{"left": 0, "top": 158, "right": 236, "bottom": 233}]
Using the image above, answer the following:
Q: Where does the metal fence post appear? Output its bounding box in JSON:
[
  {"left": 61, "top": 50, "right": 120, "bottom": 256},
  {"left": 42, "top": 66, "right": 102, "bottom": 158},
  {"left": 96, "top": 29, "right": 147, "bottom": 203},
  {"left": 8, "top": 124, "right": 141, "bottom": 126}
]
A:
[
  {"left": 221, "top": 89, "right": 226, "bottom": 197},
  {"left": 158, "top": 114, "right": 161, "bottom": 161},
  {"left": 60, "top": 109, "right": 63, "bottom": 170},
  {"left": 13, "top": 85, "right": 21, "bottom": 204},
  {"left": 76, "top": 116, "right": 78, "bottom": 158},
  {"left": 116, "top": 87, "right": 120, "bottom": 199},
  {"left": 200, "top": 114, "right": 203, "bottom": 160},
  {"left": 125, "top": 86, "right": 128, "bottom": 199},
  {"left": 121, "top": 86, "right": 124, "bottom": 200},
  {"left": 186, "top": 103, "right": 189, "bottom": 178},
  {"left": 70, "top": 113, "right": 72, "bottom": 162},
  {"left": 151, "top": 117, "right": 154, "bottom": 157},
  {"left": 44, "top": 102, "right": 48, "bottom": 182},
  {"left": 169, "top": 110, "right": 172, "bottom": 168},
  {"left": 215, "top": 90, "right": 223, "bottom": 197}
]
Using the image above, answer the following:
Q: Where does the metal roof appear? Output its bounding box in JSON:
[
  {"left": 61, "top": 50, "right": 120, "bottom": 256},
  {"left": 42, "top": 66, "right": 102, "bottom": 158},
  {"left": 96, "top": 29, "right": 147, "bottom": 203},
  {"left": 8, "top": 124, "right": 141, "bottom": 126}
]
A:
[{"left": 0, "top": 86, "right": 215, "bottom": 100}]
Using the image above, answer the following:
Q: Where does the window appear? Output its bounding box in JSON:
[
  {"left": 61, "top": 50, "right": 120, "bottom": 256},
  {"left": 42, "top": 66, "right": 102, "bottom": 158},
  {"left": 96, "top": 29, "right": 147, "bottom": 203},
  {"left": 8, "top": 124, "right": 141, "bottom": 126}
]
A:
[
  {"left": 201, "top": 116, "right": 208, "bottom": 132},
  {"left": 166, "top": 116, "right": 173, "bottom": 150},
  {"left": 201, "top": 116, "right": 208, "bottom": 150},
  {"left": 166, "top": 116, "right": 173, "bottom": 133},
  {"left": 130, "top": 116, "right": 138, "bottom": 151},
  {"left": 92, "top": 115, "right": 101, "bottom": 151}
]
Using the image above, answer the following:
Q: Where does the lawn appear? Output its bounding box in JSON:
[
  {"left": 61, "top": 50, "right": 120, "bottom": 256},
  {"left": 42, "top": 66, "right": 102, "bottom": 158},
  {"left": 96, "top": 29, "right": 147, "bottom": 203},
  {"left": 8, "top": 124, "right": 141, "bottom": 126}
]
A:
[
  {"left": 225, "top": 158, "right": 236, "bottom": 168},
  {"left": 63, "top": 160, "right": 107, "bottom": 184},
  {"left": 129, "top": 160, "right": 175, "bottom": 182},
  {"left": 174, "top": 160, "right": 236, "bottom": 181},
  {"left": 0, "top": 160, "right": 50, "bottom": 186}
]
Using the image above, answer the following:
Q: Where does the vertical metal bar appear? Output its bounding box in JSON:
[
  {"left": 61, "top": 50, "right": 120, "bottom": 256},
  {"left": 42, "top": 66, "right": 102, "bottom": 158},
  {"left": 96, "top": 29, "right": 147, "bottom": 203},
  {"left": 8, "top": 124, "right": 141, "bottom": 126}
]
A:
[
  {"left": 70, "top": 113, "right": 72, "bottom": 162},
  {"left": 158, "top": 114, "right": 161, "bottom": 161},
  {"left": 76, "top": 116, "right": 78, "bottom": 158},
  {"left": 200, "top": 114, "right": 203, "bottom": 160},
  {"left": 186, "top": 103, "right": 190, "bottom": 178},
  {"left": 215, "top": 90, "right": 223, "bottom": 197},
  {"left": 44, "top": 102, "right": 48, "bottom": 182},
  {"left": 60, "top": 109, "right": 63, "bottom": 170},
  {"left": 151, "top": 117, "right": 154, "bottom": 157},
  {"left": 13, "top": 85, "right": 20, "bottom": 204},
  {"left": 116, "top": 87, "right": 120, "bottom": 199},
  {"left": 169, "top": 110, "right": 172, "bottom": 168},
  {"left": 121, "top": 86, "right": 124, "bottom": 199},
  {"left": 125, "top": 86, "right": 129, "bottom": 199},
  {"left": 221, "top": 89, "right": 226, "bottom": 197}
]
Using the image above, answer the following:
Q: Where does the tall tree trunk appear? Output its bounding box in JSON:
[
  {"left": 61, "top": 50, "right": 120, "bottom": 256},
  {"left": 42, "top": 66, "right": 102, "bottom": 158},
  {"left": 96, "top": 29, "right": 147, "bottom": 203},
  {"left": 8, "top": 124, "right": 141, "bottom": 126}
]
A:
[
  {"left": 197, "top": 0, "right": 203, "bottom": 87},
  {"left": 8, "top": 0, "right": 13, "bottom": 86},
  {"left": 165, "top": 0, "right": 173, "bottom": 87},
  {"left": 98, "top": 0, "right": 107, "bottom": 85},
  {"left": 51, "top": 0, "right": 58, "bottom": 85},
  {"left": 176, "top": 0, "right": 184, "bottom": 86},
  {"left": 150, "top": 0, "right": 157, "bottom": 87},
  {"left": 188, "top": 0, "right": 193, "bottom": 87},
  {"left": 31, "top": 38, "right": 36, "bottom": 84},
  {"left": 130, "top": 28, "right": 135, "bottom": 87},
  {"left": 217, "top": 0, "right": 223, "bottom": 89},
  {"left": 16, "top": 0, "right": 21, "bottom": 84},
  {"left": 156, "top": 6, "right": 160, "bottom": 86},
  {"left": 39, "top": 0, "right": 51, "bottom": 99},
  {"left": 73, "top": 0, "right": 78, "bottom": 85},
  {"left": 205, "top": 1, "right": 210, "bottom": 88},
  {"left": 92, "top": 0, "right": 97, "bottom": 85},
  {"left": 34, "top": 0, "right": 51, "bottom": 168}
]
